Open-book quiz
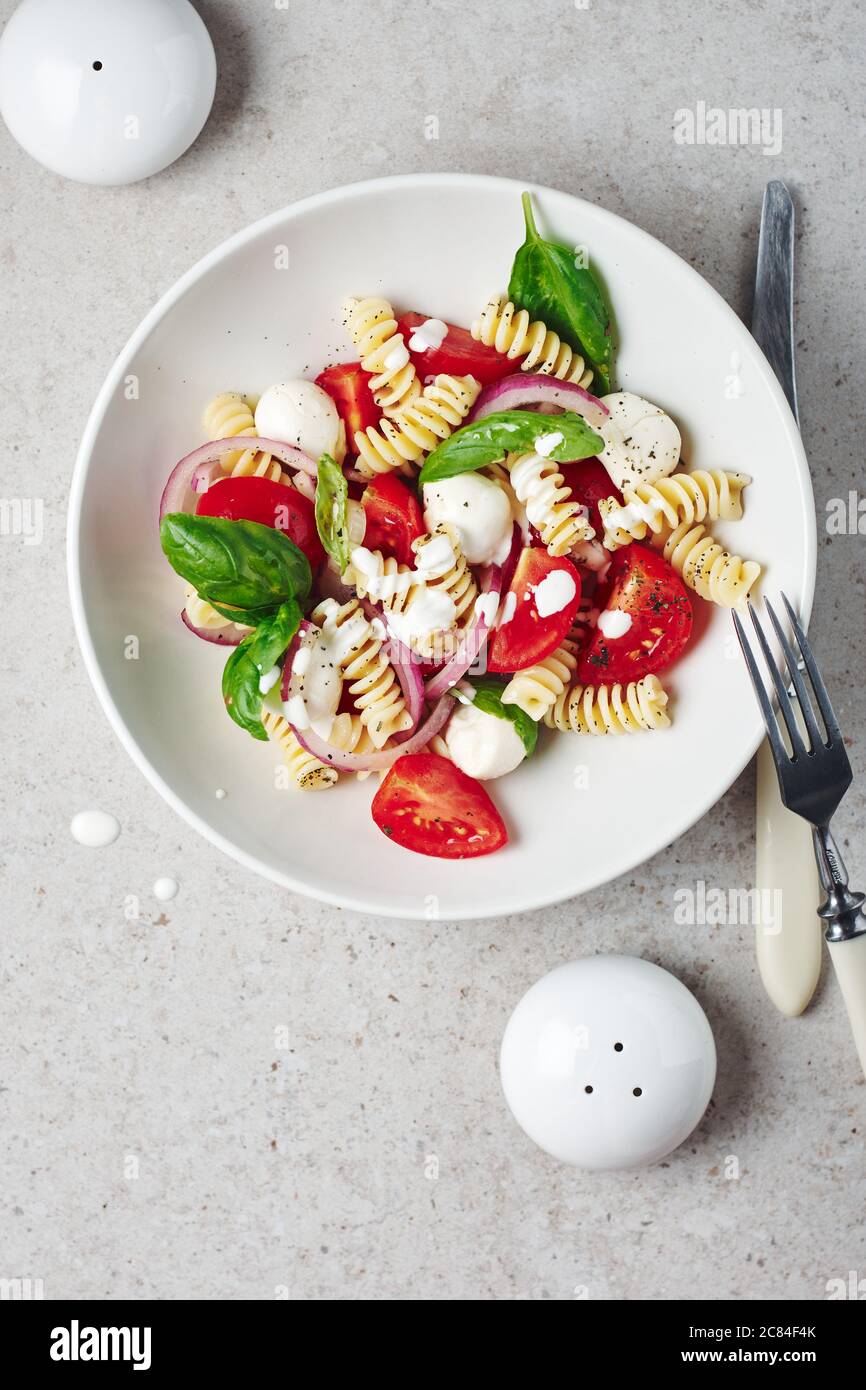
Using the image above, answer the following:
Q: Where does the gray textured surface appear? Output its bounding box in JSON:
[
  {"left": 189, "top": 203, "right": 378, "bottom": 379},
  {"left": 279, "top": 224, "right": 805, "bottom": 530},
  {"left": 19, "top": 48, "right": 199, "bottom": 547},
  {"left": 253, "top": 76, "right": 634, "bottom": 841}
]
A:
[{"left": 1, "top": 0, "right": 865, "bottom": 1302}]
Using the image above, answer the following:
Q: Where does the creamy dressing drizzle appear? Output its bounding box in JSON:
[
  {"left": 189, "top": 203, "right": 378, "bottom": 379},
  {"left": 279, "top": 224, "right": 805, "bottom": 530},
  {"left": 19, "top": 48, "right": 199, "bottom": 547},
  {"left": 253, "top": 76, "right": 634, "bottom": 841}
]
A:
[
  {"left": 407, "top": 318, "right": 448, "bottom": 352},
  {"left": 533, "top": 430, "right": 564, "bottom": 457},
  {"left": 597, "top": 608, "right": 633, "bottom": 639},
  {"left": 70, "top": 810, "right": 120, "bottom": 849}
]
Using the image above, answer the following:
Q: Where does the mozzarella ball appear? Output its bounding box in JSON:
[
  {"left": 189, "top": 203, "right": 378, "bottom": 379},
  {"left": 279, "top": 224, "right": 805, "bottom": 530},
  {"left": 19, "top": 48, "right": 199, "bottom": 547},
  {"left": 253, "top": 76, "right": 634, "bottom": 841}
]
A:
[
  {"left": 445, "top": 702, "right": 526, "bottom": 781},
  {"left": 255, "top": 380, "right": 341, "bottom": 462},
  {"left": 422, "top": 472, "right": 513, "bottom": 566},
  {"left": 598, "top": 391, "right": 681, "bottom": 491}
]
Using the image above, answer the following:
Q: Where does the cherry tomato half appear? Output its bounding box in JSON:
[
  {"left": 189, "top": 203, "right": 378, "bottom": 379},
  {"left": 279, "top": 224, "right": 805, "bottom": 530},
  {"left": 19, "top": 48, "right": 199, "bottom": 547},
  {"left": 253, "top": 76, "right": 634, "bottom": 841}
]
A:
[
  {"left": 576, "top": 544, "right": 692, "bottom": 684},
  {"left": 371, "top": 753, "right": 508, "bottom": 859},
  {"left": 316, "top": 362, "right": 380, "bottom": 446},
  {"left": 361, "top": 474, "right": 425, "bottom": 567},
  {"left": 197, "top": 475, "right": 324, "bottom": 568},
  {"left": 487, "top": 548, "right": 582, "bottom": 674},
  {"left": 558, "top": 458, "right": 623, "bottom": 536},
  {"left": 397, "top": 312, "right": 515, "bottom": 386}
]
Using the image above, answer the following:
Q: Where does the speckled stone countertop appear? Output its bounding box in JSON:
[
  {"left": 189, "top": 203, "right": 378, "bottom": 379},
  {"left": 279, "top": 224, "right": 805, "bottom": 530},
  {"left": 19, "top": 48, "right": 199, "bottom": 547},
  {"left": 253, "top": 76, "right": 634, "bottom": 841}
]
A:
[{"left": 1, "top": 0, "right": 864, "bottom": 1301}]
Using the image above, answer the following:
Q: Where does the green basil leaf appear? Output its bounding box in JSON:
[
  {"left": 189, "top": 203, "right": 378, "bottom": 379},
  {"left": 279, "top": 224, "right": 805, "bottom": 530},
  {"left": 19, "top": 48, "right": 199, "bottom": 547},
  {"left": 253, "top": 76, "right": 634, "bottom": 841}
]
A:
[
  {"left": 315, "top": 453, "right": 350, "bottom": 572},
  {"left": 160, "top": 513, "right": 311, "bottom": 614},
  {"left": 221, "top": 599, "right": 301, "bottom": 740},
  {"left": 418, "top": 409, "right": 604, "bottom": 485},
  {"left": 461, "top": 676, "right": 538, "bottom": 757},
  {"left": 246, "top": 598, "right": 302, "bottom": 675},
  {"left": 508, "top": 191, "right": 613, "bottom": 395},
  {"left": 201, "top": 598, "right": 270, "bottom": 625}
]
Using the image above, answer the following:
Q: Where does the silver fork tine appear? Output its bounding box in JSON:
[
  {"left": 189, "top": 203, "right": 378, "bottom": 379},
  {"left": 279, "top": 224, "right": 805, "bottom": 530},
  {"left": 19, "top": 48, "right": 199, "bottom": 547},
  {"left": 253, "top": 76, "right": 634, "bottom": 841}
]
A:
[
  {"left": 732, "top": 611, "right": 789, "bottom": 765},
  {"left": 745, "top": 602, "right": 808, "bottom": 759},
  {"left": 763, "top": 598, "right": 825, "bottom": 753},
  {"left": 780, "top": 593, "right": 843, "bottom": 748}
]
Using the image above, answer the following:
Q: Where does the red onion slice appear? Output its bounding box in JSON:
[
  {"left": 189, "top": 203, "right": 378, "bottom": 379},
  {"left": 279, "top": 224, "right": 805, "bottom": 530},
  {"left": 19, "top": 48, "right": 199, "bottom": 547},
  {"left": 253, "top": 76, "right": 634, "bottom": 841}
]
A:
[
  {"left": 159, "top": 437, "right": 320, "bottom": 522},
  {"left": 292, "top": 695, "right": 454, "bottom": 774},
  {"left": 180, "top": 608, "right": 249, "bottom": 646},
  {"left": 423, "top": 563, "right": 503, "bottom": 701},
  {"left": 499, "top": 523, "right": 523, "bottom": 597},
  {"left": 386, "top": 637, "right": 425, "bottom": 737},
  {"left": 317, "top": 560, "right": 355, "bottom": 606},
  {"left": 467, "top": 373, "right": 609, "bottom": 432},
  {"left": 352, "top": 595, "right": 423, "bottom": 738}
]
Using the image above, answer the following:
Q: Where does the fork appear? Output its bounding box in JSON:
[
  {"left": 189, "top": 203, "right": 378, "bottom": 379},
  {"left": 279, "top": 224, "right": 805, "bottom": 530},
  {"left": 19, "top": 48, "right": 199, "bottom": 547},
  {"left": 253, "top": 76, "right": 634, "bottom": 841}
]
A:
[{"left": 734, "top": 594, "right": 866, "bottom": 1075}]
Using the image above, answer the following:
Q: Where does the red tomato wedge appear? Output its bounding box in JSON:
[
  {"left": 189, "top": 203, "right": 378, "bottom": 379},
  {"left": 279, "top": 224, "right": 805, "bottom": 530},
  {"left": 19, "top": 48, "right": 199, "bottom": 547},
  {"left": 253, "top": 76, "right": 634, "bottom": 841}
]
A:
[
  {"left": 315, "top": 362, "right": 380, "bottom": 444},
  {"left": 361, "top": 474, "right": 425, "bottom": 567},
  {"left": 396, "top": 312, "right": 515, "bottom": 386},
  {"left": 558, "top": 458, "right": 623, "bottom": 536},
  {"left": 576, "top": 544, "right": 692, "bottom": 683},
  {"left": 197, "top": 476, "right": 324, "bottom": 568},
  {"left": 487, "top": 548, "right": 582, "bottom": 674},
  {"left": 371, "top": 753, "right": 508, "bottom": 859}
]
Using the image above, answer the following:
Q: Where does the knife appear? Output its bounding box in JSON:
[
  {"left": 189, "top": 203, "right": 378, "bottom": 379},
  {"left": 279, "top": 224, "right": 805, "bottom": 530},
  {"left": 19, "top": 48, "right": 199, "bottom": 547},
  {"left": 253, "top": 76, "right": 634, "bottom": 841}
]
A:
[{"left": 750, "top": 180, "right": 822, "bottom": 1018}]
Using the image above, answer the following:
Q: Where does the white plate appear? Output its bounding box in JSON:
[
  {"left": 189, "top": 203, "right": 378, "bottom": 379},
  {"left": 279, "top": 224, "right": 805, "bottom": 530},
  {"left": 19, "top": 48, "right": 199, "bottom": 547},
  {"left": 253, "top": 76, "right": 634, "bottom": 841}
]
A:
[{"left": 68, "top": 173, "right": 816, "bottom": 921}]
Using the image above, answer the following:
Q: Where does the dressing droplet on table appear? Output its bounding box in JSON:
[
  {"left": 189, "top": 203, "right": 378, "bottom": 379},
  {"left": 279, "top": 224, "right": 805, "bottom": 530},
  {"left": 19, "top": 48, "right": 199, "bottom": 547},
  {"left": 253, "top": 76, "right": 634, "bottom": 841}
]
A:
[{"left": 70, "top": 810, "right": 120, "bottom": 848}]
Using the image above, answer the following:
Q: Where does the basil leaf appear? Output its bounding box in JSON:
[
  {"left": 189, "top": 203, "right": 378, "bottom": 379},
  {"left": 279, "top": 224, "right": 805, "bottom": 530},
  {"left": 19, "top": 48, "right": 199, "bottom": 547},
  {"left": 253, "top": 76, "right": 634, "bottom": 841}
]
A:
[
  {"left": 160, "top": 514, "right": 311, "bottom": 614},
  {"left": 462, "top": 676, "right": 538, "bottom": 757},
  {"left": 221, "top": 599, "right": 301, "bottom": 740},
  {"left": 247, "top": 598, "right": 302, "bottom": 674},
  {"left": 419, "top": 409, "right": 604, "bottom": 485},
  {"left": 508, "top": 191, "right": 612, "bottom": 395},
  {"left": 315, "top": 453, "right": 350, "bottom": 572}
]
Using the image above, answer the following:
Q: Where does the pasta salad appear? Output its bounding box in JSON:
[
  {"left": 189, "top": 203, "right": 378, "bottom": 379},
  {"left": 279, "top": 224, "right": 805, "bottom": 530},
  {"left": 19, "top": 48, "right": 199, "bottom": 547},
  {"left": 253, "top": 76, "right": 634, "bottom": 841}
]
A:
[{"left": 159, "top": 193, "right": 762, "bottom": 860}]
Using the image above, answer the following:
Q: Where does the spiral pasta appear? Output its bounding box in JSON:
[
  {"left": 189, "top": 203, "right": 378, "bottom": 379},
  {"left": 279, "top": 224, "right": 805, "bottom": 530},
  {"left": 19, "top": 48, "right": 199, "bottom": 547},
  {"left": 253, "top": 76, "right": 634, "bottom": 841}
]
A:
[
  {"left": 262, "top": 709, "right": 338, "bottom": 790},
  {"left": 652, "top": 521, "right": 761, "bottom": 608},
  {"left": 343, "top": 549, "right": 419, "bottom": 617},
  {"left": 353, "top": 374, "right": 481, "bottom": 476},
  {"left": 202, "top": 392, "right": 287, "bottom": 483},
  {"left": 501, "top": 640, "right": 578, "bottom": 722},
  {"left": 183, "top": 588, "right": 251, "bottom": 637},
  {"left": 328, "top": 711, "right": 380, "bottom": 781},
  {"left": 507, "top": 451, "right": 595, "bottom": 554},
  {"left": 403, "top": 525, "right": 478, "bottom": 660},
  {"left": 598, "top": 469, "right": 751, "bottom": 550},
  {"left": 342, "top": 296, "right": 420, "bottom": 417},
  {"left": 544, "top": 675, "right": 671, "bottom": 735},
  {"left": 185, "top": 588, "right": 228, "bottom": 631},
  {"left": 428, "top": 733, "right": 452, "bottom": 760},
  {"left": 310, "top": 598, "right": 412, "bottom": 748},
  {"left": 413, "top": 525, "right": 477, "bottom": 623},
  {"left": 471, "top": 294, "right": 593, "bottom": 386}
]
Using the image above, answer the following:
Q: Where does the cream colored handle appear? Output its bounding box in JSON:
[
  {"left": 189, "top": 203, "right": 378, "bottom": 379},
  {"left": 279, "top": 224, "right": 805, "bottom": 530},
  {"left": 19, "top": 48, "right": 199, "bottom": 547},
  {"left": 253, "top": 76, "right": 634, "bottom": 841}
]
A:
[
  {"left": 827, "top": 933, "right": 866, "bottom": 1079},
  {"left": 755, "top": 738, "right": 822, "bottom": 1016}
]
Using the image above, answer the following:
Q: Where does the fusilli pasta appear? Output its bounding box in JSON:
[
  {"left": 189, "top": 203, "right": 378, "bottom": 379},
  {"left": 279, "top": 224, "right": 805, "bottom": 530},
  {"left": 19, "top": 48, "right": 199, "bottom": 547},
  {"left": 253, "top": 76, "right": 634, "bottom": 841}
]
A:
[
  {"left": 310, "top": 598, "right": 412, "bottom": 747},
  {"left": 507, "top": 450, "right": 595, "bottom": 554},
  {"left": 405, "top": 525, "right": 477, "bottom": 660},
  {"left": 183, "top": 588, "right": 250, "bottom": 637},
  {"left": 328, "top": 711, "right": 379, "bottom": 780},
  {"left": 501, "top": 640, "right": 578, "bottom": 722},
  {"left": 428, "top": 733, "right": 452, "bottom": 760},
  {"left": 342, "top": 296, "right": 420, "bottom": 417},
  {"left": 262, "top": 709, "right": 338, "bottom": 789},
  {"left": 353, "top": 374, "right": 480, "bottom": 476},
  {"left": 544, "top": 675, "right": 671, "bottom": 735},
  {"left": 343, "top": 549, "right": 419, "bottom": 616},
  {"left": 652, "top": 521, "right": 761, "bottom": 608},
  {"left": 202, "top": 392, "right": 287, "bottom": 483},
  {"left": 471, "top": 294, "right": 593, "bottom": 385},
  {"left": 598, "top": 469, "right": 751, "bottom": 550}
]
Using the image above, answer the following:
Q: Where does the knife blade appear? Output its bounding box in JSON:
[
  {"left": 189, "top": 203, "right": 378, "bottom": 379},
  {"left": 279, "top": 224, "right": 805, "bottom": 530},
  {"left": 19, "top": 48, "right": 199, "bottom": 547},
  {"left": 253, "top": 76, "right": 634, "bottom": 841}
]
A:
[{"left": 750, "top": 180, "right": 822, "bottom": 1018}]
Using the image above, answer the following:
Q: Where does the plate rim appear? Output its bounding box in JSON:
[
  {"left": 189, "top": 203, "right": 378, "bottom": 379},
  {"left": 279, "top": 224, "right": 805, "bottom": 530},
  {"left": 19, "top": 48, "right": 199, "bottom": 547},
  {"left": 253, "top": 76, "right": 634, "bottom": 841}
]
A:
[{"left": 66, "top": 171, "right": 817, "bottom": 920}]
